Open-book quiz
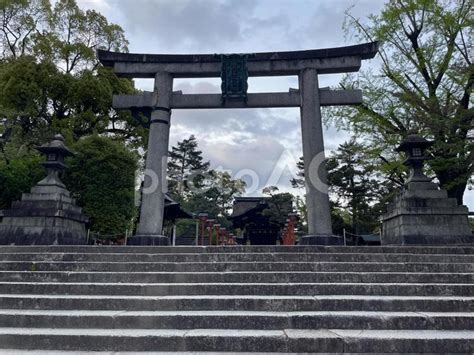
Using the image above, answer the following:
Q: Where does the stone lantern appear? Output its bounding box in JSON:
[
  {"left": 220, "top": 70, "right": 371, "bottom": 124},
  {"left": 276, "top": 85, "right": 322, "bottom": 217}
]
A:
[
  {"left": 381, "top": 134, "right": 471, "bottom": 245},
  {"left": 0, "top": 134, "right": 88, "bottom": 245},
  {"left": 36, "top": 134, "right": 74, "bottom": 189},
  {"left": 396, "top": 134, "right": 434, "bottom": 185}
]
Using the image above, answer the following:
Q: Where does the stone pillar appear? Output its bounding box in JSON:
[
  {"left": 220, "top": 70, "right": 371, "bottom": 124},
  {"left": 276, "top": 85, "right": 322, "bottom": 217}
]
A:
[
  {"left": 131, "top": 72, "right": 173, "bottom": 245},
  {"left": 299, "top": 69, "right": 341, "bottom": 245}
]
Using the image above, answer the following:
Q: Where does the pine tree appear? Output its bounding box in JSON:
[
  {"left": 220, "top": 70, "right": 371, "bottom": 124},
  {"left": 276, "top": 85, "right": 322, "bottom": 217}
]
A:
[
  {"left": 291, "top": 138, "right": 395, "bottom": 234},
  {"left": 167, "top": 135, "right": 210, "bottom": 201},
  {"left": 184, "top": 170, "right": 246, "bottom": 220},
  {"left": 328, "top": 139, "right": 385, "bottom": 234}
]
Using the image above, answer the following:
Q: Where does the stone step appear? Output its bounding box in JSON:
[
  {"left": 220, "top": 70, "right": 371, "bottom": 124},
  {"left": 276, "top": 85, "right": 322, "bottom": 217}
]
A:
[
  {"left": 0, "top": 271, "right": 472, "bottom": 284},
  {"left": 1, "top": 252, "right": 472, "bottom": 263},
  {"left": 0, "top": 245, "right": 472, "bottom": 254},
  {"left": 1, "top": 261, "right": 471, "bottom": 273},
  {"left": 0, "top": 282, "right": 472, "bottom": 296},
  {"left": 175, "top": 236, "right": 198, "bottom": 246},
  {"left": 7, "top": 294, "right": 474, "bottom": 312},
  {"left": 0, "top": 328, "right": 472, "bottom": 352},
  {"left": 0, "top": 310, "right": 472, "bottom": 330},
  {"left": 1, "top": 245, "right": 472, "bottom": 353},
  {"left": 0, "top": 352, "right": 274, "bottom": 355},
  {"left": 2, "top": 294, "right": 471, "bottom": 312}
]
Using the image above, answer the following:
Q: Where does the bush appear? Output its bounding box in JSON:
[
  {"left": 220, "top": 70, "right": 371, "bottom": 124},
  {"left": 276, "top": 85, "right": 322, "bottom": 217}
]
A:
[
  {"left": 65, "top": 135, "right": 138, "bottom": 234},
  {"left": 0, "top": 154, "right": 44, "bottom": 209}
]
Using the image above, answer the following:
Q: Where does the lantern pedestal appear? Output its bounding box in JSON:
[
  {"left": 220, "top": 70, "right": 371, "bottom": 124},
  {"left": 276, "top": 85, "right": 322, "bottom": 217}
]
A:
[
  {"left": 0, "top": 135, "right": 88, "bottom": 245},
  {"left": 0, "top": 181, "right": 88, "bottom": 245},
  {"left": 381, "top": 135, "right": 472, "bottom": 245},
  {"left": 381, "top": 181, "right": 472, "bottom": 245}
]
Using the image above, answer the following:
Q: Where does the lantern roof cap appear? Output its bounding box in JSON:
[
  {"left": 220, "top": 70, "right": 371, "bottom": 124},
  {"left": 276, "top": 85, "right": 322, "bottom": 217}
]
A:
[
  {"left": 396, "top": 134, "right": 433, "bottom": 152},
  {"left": 36, "top": 134, "right": 74, "bottom": 156}
]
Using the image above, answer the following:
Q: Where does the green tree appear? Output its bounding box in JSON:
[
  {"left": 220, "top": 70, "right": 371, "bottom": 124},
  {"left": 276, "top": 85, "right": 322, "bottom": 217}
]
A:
[
  {"left": 291, "top": 139, "right": 393, "bottom": 234},
  {"left": 0, "top": 0, "right": 128, "bottom": 70},
  {"left": 0, "top": 152, "right": 43, "bottom": 209},
  {"left": 64, "top": 135, "right": 138, "bottom": 234},
  {"left": 184, "top": 170, "right": 246, "bottom": 223},
  {"left": 327, "top": 139, "right": 389, "bottom": 234},
  {"left": 0, "top": 0, "right": 142, "bottom": 148},
  {"left": 0, "top": 0, "right": 145, "bottom": 235},
  {"left": 33, "top": 0, "right": 128, "bottom": 73},
  {"left": 261, "top": 186, "right": 294, "bottom": 228},
  {"left": 0, "top": 0, "right": 49, "bottom": 58},
  {"left": 167, "top": 135, "right": 210, "bottom": 201},
  {"left": 337, "top": 0, "right": 473, "bottom": 205}
]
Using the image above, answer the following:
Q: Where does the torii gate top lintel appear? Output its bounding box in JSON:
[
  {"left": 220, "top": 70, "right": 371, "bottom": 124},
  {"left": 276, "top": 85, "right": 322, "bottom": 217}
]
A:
[{"left": 97, "top": 41, "right": 378, "bottom": 78}]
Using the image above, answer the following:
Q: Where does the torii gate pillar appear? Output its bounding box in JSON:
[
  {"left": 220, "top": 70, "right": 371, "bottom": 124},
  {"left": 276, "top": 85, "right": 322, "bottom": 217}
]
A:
[
  {"left": 299, "top": 68, "right": 337, "bottom": 244},
  {"left": 132, "top": 72, "right": 173, "bottom": 245}
]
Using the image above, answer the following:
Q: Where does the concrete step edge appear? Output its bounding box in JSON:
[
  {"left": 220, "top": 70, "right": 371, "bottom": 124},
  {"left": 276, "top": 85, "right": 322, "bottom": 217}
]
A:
[
  {"left": 2, "top": 281, "right": 472, "bottom": 286},
  {"left": 1, "top": 246, "right": 473, "bottom": 254},
  {"left": 1, "top": 273, "right": 471, "bottom": 284},
  {"left": 1, "top": 294, "right": 473, "bottom": 300},
  {"left": 0, "top": 328, "right": 472, "bottom": 352},
  {"left": 1, "top": 327, "right": 473, "bottom": 337},
  {"left": 0, "top": 309, "right": 472, "bottom": 317},
  {"left": 2, "top": 271, "right": 472, "bottom": 275},
  {"left": 1, "top": 310, "right": 471, "bottom": 330}
]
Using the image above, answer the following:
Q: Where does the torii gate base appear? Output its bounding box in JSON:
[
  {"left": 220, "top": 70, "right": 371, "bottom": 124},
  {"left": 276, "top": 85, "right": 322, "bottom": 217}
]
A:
[{"left": 99, "top": 42, "right": 378, "bottom": 246}]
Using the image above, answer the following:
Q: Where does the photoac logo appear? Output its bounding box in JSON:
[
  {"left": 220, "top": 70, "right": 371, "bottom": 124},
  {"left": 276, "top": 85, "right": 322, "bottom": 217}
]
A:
[{"left": 138, "top": 149, "right": 331, "bottom": 195}]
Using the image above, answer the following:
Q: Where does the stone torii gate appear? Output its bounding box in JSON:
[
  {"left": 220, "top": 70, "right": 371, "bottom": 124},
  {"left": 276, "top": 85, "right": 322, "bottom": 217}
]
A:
[{"left": 98, "top": 42, "right": 378, "bottom": 245}]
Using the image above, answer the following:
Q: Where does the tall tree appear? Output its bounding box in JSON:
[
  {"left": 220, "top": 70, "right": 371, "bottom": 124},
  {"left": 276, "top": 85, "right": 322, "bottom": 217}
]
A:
[
  {"left": 167, "top": 135, "right": 210, "bottom": 201},
  {"left": 335, "top": 0, "right": 473, "bottom": 205},
  {"left": 328, "top": 139, "right": 391, "bottom": 234},
  {"left": 261, "top": 186, "right": 294, "bottom": 228},
  {"left": 0, "top": 1, "right": 144, "bottom": 235},
  {"left": 291, "top": 139, "right": 393, "bottom": 234},
  {"left": 64, "top": 135, "right": 138, "bottom": 235},
  {"left": 184, "top": 170, "right": 246, "bottom": 220},
  {"left": 0, "top": 0, "right": 49, "bottom": 58},
  {"left": 0, "top": 0, "right": 142, "bottom": 147},
  {"left": 0, "top": 151, "right": 43, "bottom": 209},
  {"left": 33, "top": 0, "right": 128, "bottom": 73}
]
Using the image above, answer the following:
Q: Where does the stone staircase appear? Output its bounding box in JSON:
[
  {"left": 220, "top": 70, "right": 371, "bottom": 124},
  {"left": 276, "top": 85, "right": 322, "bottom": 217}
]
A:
[
  {"left": 0, "top": 245, "right": 472, "bottom": 353},
  {"left": 176, "top": 234, "right": 200, "bottom": 245}
]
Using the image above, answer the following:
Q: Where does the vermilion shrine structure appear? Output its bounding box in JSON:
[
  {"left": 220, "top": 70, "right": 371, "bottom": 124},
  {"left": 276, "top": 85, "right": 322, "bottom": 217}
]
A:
[{"left": 98, "top": 42, "right": 378, "bottom": 245}]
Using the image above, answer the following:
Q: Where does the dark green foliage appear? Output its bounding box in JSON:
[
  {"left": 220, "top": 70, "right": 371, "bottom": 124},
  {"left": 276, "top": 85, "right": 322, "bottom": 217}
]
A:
[
  {"left": 327, "top": 138, "right": 389, "bottom": 234},
  {"left": 167, "top": 135, "right": 210, "bottom": 201},
  {"left": 167, "top": 136, "right": 245, "bottom": 220},
  {"left": 0, "top": 0, "right": 142, "bottom": 148},
  {"left": 64, "top": 135, "right": 138, "bottom": 234},
  {"left": 0, "top": 56, "right": 139, "bottom": 147},
  {"left": 0, "top": 153, "right": 44, "bottom": 209},
  {"left": 183, "top": 170, "right": 246, "bottom": 220},
  {"left": 0, "top": 0, "right": 146, "bottom": 234},
  {"left": 262, "top": 186, "right": 294, "bottom": 228},
  {"left": 291, "top": 139, "right": 394, "bottom": 235}
]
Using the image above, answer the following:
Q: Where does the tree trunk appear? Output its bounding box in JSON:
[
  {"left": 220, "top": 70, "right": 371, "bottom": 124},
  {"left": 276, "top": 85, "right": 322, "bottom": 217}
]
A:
[
  {"left": 435, "top": 168, "right": 467, "bottom": 206},
  {"left": 445, "top": 180, "right": 467, "bottom": 206}
]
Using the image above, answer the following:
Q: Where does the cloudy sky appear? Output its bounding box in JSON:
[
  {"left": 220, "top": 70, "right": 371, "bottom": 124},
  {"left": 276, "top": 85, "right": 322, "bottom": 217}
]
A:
[{"left": 77, "top": 0, "right": 473, "bottom": 209}]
